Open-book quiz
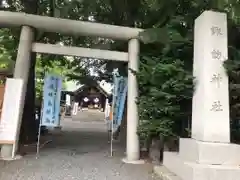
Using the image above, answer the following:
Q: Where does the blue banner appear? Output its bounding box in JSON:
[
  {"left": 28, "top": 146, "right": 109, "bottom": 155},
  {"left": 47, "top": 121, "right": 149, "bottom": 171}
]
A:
[
  {"left": 112, "top": 75, "right": 120, "bottom": 128},
  {"left": 116, "top": 78, "right": 127, "bottom": 126},
  {"left": 112, "top": 75, "right": 127, "bottom": 130},
  {"left": 41, "top": 74, "right": 62, "bottom": 127}
]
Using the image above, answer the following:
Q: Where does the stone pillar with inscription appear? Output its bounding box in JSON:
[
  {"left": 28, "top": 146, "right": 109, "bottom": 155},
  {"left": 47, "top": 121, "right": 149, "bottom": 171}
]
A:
[
  {"left": 191, "top": 11, "right": 230, "bottom": 143},
  {"left": 161, "top": 11, "right": 240, "bottom": 180}
]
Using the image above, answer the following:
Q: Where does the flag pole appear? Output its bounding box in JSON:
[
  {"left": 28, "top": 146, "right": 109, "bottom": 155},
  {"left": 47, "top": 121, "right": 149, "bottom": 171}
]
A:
[{"left": 36, "top": 101, "right": 43, "bottom": 159}]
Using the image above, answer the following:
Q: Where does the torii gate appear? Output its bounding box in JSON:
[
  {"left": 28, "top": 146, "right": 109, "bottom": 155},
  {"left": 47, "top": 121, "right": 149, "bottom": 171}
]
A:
[{"left": 0, "top": 11, "right": 144, "bottom": 164}]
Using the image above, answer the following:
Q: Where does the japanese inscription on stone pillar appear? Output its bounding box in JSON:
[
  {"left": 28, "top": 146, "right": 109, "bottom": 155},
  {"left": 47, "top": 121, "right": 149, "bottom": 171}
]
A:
[{"left": 209, "top": 25, "right": 225, "bottom": 112}]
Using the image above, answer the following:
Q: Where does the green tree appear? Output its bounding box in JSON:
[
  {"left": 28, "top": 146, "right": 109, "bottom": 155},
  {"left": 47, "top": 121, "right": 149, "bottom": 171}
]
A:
[
  {"left": 0, "top": 29, "right": 15, "bottom": 77},
  {"left": 136, "top": 56, "right": 193, "bottom": 141},
  {"left": 136, "top": 0, "right": 240, "bottom": 145},
  {"left": 35, "top": 56, "right": 73, "bottom": 99}
]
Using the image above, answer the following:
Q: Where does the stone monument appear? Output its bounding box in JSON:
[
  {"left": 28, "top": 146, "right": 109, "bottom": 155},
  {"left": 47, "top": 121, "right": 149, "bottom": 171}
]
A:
[{"left": 162, "top": 10, "right": 240, "bottom": 180}]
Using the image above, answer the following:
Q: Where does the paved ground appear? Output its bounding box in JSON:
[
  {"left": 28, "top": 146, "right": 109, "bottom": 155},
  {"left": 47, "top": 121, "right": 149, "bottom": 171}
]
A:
[{"left": 0, "top": 110, "right": 159, "bottom": 180}]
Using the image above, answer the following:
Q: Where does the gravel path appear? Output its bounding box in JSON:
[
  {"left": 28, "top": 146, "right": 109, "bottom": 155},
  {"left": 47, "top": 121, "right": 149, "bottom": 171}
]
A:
[{"left": 0, "top": 110, "right": 159, "bottom": 180}]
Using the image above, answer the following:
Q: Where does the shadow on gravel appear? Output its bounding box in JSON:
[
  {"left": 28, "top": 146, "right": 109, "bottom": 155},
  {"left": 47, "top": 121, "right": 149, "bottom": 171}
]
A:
[{"left": 44, "top": 130, "right": 111, "bottom": 155}]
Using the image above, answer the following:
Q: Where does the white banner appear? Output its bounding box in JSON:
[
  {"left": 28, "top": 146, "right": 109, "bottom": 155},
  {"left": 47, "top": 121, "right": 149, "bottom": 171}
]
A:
[
  {"left": 66, "top": 94, "right": 71, "bottom": 106},
  {"left": 72, "top": 102, "right": 79, "bottom": 115},
  {"left": 0, "top": 78, "right": 23, "bottom": 144}
]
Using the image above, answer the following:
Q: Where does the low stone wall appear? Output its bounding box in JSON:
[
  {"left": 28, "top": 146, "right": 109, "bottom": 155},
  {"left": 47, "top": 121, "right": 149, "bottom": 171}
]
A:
[{"left": 149, "top": 137, "right": 179, "bottom": 164}]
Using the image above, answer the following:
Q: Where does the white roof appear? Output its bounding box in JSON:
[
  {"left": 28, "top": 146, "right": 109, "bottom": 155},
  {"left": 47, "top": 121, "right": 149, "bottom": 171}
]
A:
[
  {"left": 64, "top": 80, "right": 112, "bottom": 95},
  {"left": 65, "top": 81, "right": 82, "bottom": 92}
]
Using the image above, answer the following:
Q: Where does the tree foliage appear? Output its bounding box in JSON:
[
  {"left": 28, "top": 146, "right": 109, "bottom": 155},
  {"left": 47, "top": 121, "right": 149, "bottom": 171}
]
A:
[
  {"left": 137, "top": 55, "right": 193, "bottom": 140},
  {"left": 35, "top": 56, "right": 73, "bottom": 99},
  {"left": 137, "top": 0, "right": 240, "bottom": 142},
  {"left": 0, "top": 29, "right": 15, "bottom": 73}
]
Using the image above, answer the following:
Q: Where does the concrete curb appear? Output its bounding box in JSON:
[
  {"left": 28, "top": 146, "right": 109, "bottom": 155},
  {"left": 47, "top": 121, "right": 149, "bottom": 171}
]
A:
[{"left": 153, "top": 165, "right": 181, "bottom": 180}]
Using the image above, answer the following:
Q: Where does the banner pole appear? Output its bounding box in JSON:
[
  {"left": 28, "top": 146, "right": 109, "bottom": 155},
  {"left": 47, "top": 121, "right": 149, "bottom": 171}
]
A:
[
  {"left": 36, "top": 122, "right": 42, "bottom": 158},
  {"left": 110, "top": 116, "right": 113, "bottom": 156},
  {"left": 110, "top": 93, "right": 115, "bottom": 157},
  {"left": 36, "top": 101, "right": 43, "bottom": 159},
  {"left": 110, "top": 73, "right": 117, "bottom": 157}
]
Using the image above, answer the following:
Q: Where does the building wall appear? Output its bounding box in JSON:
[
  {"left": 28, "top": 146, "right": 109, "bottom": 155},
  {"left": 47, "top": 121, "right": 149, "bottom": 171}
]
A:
[{"left": 75, "top": 87, "right": 107, "bottom": 110}]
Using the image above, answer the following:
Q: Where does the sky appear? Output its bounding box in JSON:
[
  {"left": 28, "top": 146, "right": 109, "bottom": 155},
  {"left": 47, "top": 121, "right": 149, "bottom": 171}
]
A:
[{"left": 65, "top": 80, "right": 113, "bottom": 94}]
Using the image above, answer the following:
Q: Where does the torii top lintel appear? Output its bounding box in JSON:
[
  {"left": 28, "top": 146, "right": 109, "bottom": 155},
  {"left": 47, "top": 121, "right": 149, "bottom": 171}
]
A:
[{"left": 0, "top": 11, "right": 143, "bottom": 41}]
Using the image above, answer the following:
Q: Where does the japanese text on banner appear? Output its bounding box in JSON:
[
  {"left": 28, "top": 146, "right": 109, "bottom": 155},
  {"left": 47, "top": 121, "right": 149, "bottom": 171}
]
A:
[{"left": 41, "top": 74, "right": 62, "bottom": 127}]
